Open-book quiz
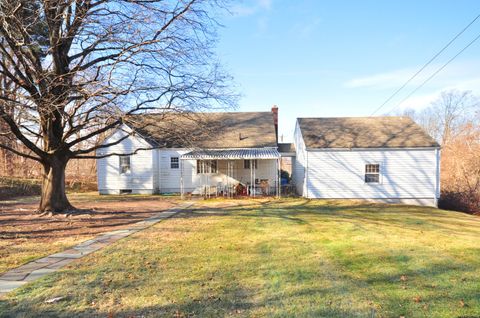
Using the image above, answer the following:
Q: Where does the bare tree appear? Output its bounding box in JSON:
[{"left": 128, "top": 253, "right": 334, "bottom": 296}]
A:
[
  {"left": 400, "top": 89, "right": 480, "bottom": 212},
  {"left": 399, "top": 90, "right": 479, "bottom": 145},
  {"left": 0, "top": 0, "right": 236, "bottom": 213}
]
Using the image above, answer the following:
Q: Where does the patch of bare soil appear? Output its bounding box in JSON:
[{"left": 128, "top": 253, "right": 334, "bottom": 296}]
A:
[
  {"left": 0, "top": 195, "right": 177, "bottom": 273},
  {"left": 0, "top": 197, "right": 176, "bottom": 241}
]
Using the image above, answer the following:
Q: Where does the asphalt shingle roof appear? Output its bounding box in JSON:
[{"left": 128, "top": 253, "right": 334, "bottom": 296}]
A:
[
  {"left": 298, "top": 117, "right": 440, "bottom": 149},
  {"left": 126, "top": 111, "right": 277, "bottom": 149}
]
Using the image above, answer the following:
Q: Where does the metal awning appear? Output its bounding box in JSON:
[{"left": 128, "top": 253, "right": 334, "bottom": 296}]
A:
[{"left": 180, "top": 148, "right": 280, "bottom": 160}]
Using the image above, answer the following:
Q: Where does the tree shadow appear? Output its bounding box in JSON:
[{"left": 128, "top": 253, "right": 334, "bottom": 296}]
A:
[{"left": 175, "top": 199, "right": 480, "bottom": 238}]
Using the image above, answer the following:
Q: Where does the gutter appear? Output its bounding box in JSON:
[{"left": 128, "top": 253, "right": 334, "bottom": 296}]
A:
[{"left": 305, "top": 146, "right": 441, "bottom": 152}]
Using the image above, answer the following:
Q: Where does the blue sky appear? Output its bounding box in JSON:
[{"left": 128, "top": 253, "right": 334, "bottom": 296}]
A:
[{"left": 216, "top": 0, "right": 480, "bottom": 141}]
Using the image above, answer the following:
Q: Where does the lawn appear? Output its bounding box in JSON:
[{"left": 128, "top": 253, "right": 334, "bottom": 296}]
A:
[
  {"left": 0, "top": 193, "right": 176, "bottom": 274},
  {"left": 1, "top": 199, "right": 479, "bottom": 317}
]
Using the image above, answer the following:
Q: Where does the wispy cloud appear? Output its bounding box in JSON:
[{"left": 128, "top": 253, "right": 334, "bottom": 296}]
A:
[
  {"left": 345, "top": 59, "right": 480, "bottom": 90},
  {"left": 257, "top": 0, "right": 273, "bottom": 10},
  {"left": 231, "top": 0, "right": 273, "bottom": 17},
  {"left": 390, "top": 91, "right": 441, "bottom": 112},
  {"left": 291, "top": 17, "right": 322, "bottom": 39},
  {"left": 345, "top": 67, "right": 423, "bottom": 89},
  {"left": 345, "top": 60, "right": 480, "bottom": 113},
  {"left": 395, "top": 77, "right": 480, "bottom": 111}
]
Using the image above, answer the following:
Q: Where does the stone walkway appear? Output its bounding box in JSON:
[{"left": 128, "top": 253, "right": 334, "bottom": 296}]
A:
[{"left": 0, "top": 202, "right": 192, "bottom": 296}]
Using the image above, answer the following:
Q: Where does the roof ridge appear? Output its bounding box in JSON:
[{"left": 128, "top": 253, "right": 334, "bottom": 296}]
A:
[{"left": 129, "top": 111, "right": 273, "bottom": 116}]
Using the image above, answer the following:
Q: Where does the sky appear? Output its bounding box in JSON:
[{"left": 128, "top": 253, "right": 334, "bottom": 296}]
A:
[{"left": 215, "top": 0, "right": 480, "bottom": 141}]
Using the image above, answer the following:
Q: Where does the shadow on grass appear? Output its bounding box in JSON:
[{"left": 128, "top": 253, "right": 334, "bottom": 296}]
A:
[
  {"left": 1, "top": 199, "right": 479, "bottom": 317},
  {"left": 177, "top": 199, "right": 480, "bottom": 237},
  {"left": 1, "top": 254, "right": 478, "bottom": 318}
]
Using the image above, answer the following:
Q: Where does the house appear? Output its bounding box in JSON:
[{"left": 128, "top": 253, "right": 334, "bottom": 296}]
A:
[
  {"left": 291, "top": 117, "right": 441, "bottom": 206},
  {"left": 96, "top": 109, "right": 282, "bottom": 196}
]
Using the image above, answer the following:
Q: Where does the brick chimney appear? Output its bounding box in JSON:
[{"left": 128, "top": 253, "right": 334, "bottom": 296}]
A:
[{"left": 271, "top": 105, "right": 278, "bottom": 143}]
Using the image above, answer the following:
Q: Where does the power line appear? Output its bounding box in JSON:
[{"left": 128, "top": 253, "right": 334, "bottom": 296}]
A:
[
  {"left": 370, "top": 13, "right": 480, "bottom": 116},
  {"left": 385, "top": 31, "right": 480, "bottom": 115}
]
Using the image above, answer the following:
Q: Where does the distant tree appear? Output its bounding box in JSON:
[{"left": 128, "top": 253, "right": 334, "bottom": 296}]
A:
[
  {"left": 402, "top": 90, "right": 479, "bottom": 145},
  {"left": 0, "top": 0, "right": 236, "bottom": 213},
  {"left": 400, "top": 89, "right": 480, "bottom": 213}
]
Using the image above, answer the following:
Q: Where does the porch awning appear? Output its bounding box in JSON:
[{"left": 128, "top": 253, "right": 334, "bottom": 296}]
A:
[{"left": 180, "top": 148, "right": 280, "bottom": 160}]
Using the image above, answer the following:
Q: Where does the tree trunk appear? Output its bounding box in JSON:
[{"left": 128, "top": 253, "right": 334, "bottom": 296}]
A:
[{"left": 39, "top": 158, "right": 74, "bottom": 213}]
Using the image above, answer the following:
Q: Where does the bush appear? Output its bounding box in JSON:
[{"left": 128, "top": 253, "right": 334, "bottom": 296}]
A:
[
  {"left": 439, "top": 190, "right": 480, "bottom": 214},
  {"left": 0, "top": 177, "right": 41, "bottom": 200}
]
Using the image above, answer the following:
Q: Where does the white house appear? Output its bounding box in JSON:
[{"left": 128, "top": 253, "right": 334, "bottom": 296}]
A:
[
  {"left": 96, "top": 109, "right": 282, "bottom": 196},
  {"left": 292, "top": 117, "right": 441, "bottom": 206}
]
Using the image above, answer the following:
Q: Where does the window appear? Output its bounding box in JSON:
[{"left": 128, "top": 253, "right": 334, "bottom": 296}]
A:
[
  {"left": 244, "top": 159, "right": 258, "bottom": 169},
  {"left": 197, "top": 160, "right": 218, "bottom": 174},
  {"left": 119, "top": 156, "right": 131, "bottom": 174},
  {"left": 170, "top": 157, "right": 179, "bottom": 169},
  {"left": 365, "top": 164, "right": 380, "bottom": 183}
]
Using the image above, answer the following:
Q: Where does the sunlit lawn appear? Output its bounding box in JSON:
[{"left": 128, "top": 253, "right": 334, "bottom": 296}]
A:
[{"left": 1, "top": 199, "right": 479, "bottom": 317}]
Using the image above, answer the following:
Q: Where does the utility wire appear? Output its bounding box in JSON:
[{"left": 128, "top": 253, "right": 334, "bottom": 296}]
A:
[
  {"left": 384, "top": 31, "right": 480, "bottom": 115},
  {"left": 370, "top": 13, "right": 480, "bottom": 116}
]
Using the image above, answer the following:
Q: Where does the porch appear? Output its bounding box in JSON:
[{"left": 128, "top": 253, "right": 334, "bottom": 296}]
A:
[{"left": 180, "top": 149, "right": 281, "bottom": 198}]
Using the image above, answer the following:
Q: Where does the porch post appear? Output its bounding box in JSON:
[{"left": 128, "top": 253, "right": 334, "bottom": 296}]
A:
[
  {"left": 253, "top": 159, "right": 256, "bottom": 198},
  {"left": 250, "top": 159, "right": 253, "bottom": 197}
]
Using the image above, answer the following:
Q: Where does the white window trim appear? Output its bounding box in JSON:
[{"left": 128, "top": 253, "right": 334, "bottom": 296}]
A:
[
  {"left": 170, "top": 156, "right": 179, "bottom": 169},
  {"left": 196, "top": 160, "right": 218, "bottom": 174},
  {"left": 364, "top": 163, "right": 382, "bottom": 185},
  {"left": 119, "top": 156, "right": 131, "bottom": 175}
]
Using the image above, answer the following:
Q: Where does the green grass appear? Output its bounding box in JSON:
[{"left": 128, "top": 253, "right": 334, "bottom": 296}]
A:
[{"left": 1, "top": 199, "right": 479, "bottom": 317}]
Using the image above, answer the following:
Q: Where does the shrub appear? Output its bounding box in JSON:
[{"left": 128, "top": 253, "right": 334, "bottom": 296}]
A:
[{"left": 439, "top": 190, "right": 480, "bottom": 214}]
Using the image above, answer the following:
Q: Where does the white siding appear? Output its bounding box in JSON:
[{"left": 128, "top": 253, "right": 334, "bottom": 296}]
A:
[
  {"left": 97, "top": 126, "right": 279, "bottom": 195},
  {"left": 159, "top": 152, "right": 278, "bottom": 194},
  {"left": 292, "top": 121, "right": 306, "bottom": 195},
  {"left": 304, "top": 148, "right": 439, "bottom": 204},
  {"left": 97, "top": 125, "right": 155, "bottom": 194},
  {"left": 152, "top": 150, "right": 159, "bottom": 192},
  {"left": 158, "top": 149, "right": 187, "bottom": 193}
]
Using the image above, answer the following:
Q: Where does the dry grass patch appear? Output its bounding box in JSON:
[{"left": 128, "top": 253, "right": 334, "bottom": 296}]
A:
[
  {"left": 0, "top": 198, "right": 479, "bottom": 317},
  {"left": 0, "top": 193, "right": 177, "bottom": 274}
]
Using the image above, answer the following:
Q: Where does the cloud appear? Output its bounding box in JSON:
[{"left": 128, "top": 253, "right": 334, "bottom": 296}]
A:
[
  {"left": 397, "top": 77, "right": 480, "bottom": 110},
  {"left": 392, "top": 91, "right": 441, "bottom": 112},
  {"left": 231, "top": 0, "right": 273, "bottom": 17},
  {"left": 291, "top": 17, "right": 322, "bottom": 39},
  {"left": 347, "top": 60, "right": 480, "bottom": 114},
  {"left": 257, "top": 0, "right": 272, "bottom": 10},
  {"left": 345, "top": 59, "right": 480, "bottom": 91},
  {"left": 345, "top": 67, "right": 423, "bottom": 89}
]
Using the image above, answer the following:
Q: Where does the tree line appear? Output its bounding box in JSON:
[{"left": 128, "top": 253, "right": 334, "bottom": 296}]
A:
[{"left": 399, "top": 89, "right": 480, "bottom": 213}]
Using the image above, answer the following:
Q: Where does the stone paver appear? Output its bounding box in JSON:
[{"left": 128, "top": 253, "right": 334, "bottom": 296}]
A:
[
  {"left": 0, "top": 280, "right": 27, "bottom": 293},
  {"left": 0, "top": 202, "right": 192, "bottom": 296}
]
